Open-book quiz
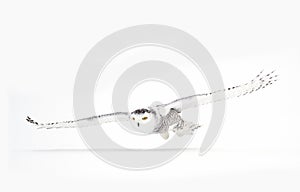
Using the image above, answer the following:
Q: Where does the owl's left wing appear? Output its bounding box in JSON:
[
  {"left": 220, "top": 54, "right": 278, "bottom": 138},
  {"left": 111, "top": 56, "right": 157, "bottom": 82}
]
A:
[
  {"left": 154, "top": 70, "right": 278, "bottom": 112},
  {"left": 26, "top": 112, "right": 130, "bottom": 129}
]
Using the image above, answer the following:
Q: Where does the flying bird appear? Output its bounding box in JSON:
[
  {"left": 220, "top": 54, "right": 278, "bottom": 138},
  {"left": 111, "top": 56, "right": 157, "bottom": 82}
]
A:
[{"left": 26, "top": 70, "right": 278, "bottom": 139}]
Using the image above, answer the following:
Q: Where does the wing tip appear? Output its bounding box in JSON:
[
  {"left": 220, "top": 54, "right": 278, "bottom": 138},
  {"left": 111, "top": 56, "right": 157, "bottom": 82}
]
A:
[{"left": 26, "top": 116, "right": 39, "bottom": 126}]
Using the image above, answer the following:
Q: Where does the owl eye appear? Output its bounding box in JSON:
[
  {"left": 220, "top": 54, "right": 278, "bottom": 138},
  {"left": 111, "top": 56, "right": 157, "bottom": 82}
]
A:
[
  {"left": 132, "top": 117, "right": 135, "bottom": 120},
  {"left": 142, "top": 117, "right": 148, "bottom": 120}
]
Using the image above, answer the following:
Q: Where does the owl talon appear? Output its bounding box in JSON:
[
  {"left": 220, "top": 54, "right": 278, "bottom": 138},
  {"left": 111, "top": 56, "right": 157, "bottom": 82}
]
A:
[{"left": 172, "top": 120, "right": 201, "bottom": 136}]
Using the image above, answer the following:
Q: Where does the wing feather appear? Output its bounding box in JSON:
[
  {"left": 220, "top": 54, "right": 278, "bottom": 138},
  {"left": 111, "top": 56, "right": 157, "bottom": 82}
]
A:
[
  {"left": 155, "top": 70, "right": 278, "bottom": 111},
  {"left": 26, "top": 112, "right": 130, "bottom": 129}
]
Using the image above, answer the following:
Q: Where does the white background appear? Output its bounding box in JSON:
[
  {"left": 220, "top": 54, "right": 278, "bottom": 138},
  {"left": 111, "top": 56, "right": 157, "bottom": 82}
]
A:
[{"left": 1, "top": 0, "right": 300, "bottom": 191}]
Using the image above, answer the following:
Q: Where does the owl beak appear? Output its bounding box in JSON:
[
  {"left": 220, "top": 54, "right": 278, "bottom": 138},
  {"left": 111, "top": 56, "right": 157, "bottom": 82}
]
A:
[{"left": 137, "top": 122, "right": 140, "bottom": 127}]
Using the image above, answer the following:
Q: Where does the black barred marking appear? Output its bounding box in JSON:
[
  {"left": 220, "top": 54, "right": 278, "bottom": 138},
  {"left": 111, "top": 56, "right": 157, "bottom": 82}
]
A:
[
  {"left": 26, "top": 116, "right": 45, "bottom": 126},
  {"left": 255, "top": 85, "right": 262, "bottom": 91},
  {"left": 26, "top": 116, "right": 58, "bottom": 126},
  {"left": 170, "top": 108, "right": 181, "bottom": 113},
  {"left": 131, "top": 108, "right": 151, "bottom": 114}
]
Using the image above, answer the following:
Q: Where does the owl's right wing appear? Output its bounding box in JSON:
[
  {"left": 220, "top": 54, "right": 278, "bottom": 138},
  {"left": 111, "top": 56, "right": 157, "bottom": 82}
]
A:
[
  {"left": 154, "top": 70, "right": 278, "bottom": 112},
  {"left": 26, "top": 112, "right": 130, "bottom": 129}
]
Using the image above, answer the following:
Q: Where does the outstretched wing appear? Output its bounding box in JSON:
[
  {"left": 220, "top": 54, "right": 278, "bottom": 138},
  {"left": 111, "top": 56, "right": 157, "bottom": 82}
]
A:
[
  {"left": 154, "top": 70, "right": 278, "bottom": 112},
  {"left": 26, "top": 112, "right": 130, "bottom": 129}
]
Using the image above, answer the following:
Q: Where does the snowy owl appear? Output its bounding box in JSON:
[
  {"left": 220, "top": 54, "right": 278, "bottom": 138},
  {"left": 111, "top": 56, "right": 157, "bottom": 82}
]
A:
[{"left": 27, "top": 70, "right": 278, "bottom": 140}]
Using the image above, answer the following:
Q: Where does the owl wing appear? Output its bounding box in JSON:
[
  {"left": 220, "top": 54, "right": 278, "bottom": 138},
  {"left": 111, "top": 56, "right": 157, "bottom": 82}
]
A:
[
  {"left": 26, "top": 112, "right": 130, "bottom": 129},
  {"left": 154, "top": 70, "right": 278, "bottom": 112}
]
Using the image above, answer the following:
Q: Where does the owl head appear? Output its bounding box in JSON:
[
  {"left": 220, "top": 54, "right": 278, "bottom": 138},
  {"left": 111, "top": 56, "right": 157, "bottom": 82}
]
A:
[{"left": 130, "top": 108, "right": 156, "bottom": 134}]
